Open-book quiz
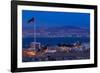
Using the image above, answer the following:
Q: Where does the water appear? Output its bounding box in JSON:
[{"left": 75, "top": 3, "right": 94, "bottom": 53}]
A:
[{"left": 22, "top": 37, "right": 90, "bottom": 48}]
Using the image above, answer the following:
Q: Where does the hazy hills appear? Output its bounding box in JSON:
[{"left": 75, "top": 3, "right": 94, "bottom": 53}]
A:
[{"left": 22, "top": 26, "right": 90, "bottom": 38}]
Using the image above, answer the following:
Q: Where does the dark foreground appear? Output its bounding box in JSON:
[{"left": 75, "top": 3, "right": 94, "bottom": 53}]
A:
[{"left": 22, "top": 47, "right": 90, "bottom": 62}]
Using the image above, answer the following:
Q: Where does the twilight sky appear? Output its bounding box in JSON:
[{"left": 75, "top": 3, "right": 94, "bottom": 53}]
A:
[{"left": 22, "top": 10, "right": 90, "bottom": 29}]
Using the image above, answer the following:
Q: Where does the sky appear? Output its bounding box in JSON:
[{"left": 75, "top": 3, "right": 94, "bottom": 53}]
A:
[{"left": 22, "top": 10, "right": 90, "bottom": 29}]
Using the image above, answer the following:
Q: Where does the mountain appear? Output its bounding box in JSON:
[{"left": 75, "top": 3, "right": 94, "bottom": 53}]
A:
[{"left": 22, "top": 26, "right": 90, "bottom": 38}]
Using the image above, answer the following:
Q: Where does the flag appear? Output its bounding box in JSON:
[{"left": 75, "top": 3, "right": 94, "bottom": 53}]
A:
[{"left": 27, "top": 17, "right": 35, "bottom": 24}]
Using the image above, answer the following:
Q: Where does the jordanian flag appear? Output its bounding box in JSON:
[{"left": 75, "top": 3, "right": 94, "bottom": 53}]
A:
[{"left": 27, "top": 17, "right": 35, "bottom": 24}]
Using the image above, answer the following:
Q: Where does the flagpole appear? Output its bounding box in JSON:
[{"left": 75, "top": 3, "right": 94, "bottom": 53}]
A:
[
  {"left": 34, "top": 21, "right": 36, "bottom": 50},
  {"left": 27, "top": 17, "right": 36, "bottom": 50}
]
